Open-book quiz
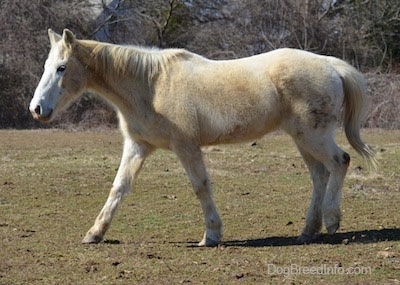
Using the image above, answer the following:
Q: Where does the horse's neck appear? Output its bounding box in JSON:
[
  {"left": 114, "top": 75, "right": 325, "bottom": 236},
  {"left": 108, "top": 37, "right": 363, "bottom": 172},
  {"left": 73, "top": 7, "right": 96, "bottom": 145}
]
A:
[{"left": 82, "top": 41, "right": 150, "bottom": 107}]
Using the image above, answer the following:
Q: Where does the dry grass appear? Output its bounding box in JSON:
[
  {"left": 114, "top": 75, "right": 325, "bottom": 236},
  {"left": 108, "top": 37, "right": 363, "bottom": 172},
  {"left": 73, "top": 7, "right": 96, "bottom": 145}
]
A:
[
  {"left": 1, "top": 0, "right": 400, "bottom": 129},
  {"left": 0, "top": 129, "right": 399, "bottom": 284}
]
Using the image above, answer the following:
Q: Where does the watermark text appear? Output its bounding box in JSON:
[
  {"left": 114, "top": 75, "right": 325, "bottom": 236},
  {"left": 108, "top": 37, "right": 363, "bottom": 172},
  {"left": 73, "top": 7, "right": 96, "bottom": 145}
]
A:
[{"left": 267, "top": 263, "right": 371, "bottom": 276}]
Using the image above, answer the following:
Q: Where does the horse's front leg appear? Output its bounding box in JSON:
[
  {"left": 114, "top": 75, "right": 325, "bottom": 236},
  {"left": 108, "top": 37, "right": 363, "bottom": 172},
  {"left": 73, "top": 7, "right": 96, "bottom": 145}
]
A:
[
  {"left": 82, "top": 139, "right": 153, "bottom": 244},
  {"left": 173, "top": 143, "right": 222, "bottom": 247}
]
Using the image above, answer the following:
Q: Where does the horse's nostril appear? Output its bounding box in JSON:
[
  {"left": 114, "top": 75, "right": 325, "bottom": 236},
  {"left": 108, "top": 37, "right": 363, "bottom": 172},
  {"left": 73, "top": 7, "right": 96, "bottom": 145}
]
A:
[{"left": 34, "top": 105, "right": 41, "bottom": 115}]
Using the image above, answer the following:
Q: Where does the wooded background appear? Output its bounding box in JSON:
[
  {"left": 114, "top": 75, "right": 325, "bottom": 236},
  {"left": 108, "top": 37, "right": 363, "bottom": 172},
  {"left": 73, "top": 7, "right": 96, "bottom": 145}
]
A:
[{"left": 1, "top": 0, "right": 399, "bottom": 129}]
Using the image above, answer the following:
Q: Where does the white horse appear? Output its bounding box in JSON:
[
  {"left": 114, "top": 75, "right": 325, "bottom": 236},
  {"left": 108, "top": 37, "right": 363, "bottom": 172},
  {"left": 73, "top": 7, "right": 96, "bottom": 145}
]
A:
[{"left": 30, "top": 29, "right": 376, "bottom": 246}]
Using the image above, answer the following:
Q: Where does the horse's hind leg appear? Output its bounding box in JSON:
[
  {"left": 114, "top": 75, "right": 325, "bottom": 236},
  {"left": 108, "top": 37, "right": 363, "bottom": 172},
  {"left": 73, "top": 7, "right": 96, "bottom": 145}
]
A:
[
  {"left": 322, "top": 146, "right": 350, "bottom": 235},
  {"left": 173, "top": 143, "right": 222, "bottom": 246},
  {"left": 294, "top": 132, "right": 350, "bottom": 239},
  {"left": 296, "top": 145, "right": 330, "bottom": 243},
  {"left": 82, "top": 139, "right": 153, "bottom": 243}
]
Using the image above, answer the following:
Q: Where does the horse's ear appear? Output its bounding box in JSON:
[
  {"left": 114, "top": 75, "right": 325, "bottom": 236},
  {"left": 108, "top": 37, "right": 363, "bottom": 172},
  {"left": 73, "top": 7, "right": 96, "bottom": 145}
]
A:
[
  {"left": 48, "top": 29, "right": 61, "bottom": 47},
  {"left": 62, "top": 29, "right": 76, "bottom": 50}
]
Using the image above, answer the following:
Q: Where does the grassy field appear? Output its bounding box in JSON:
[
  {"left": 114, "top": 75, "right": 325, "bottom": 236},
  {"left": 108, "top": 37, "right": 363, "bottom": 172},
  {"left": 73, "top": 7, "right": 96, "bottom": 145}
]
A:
[{"left": 0, "top": 129, "right": 399, "bottom": 284}]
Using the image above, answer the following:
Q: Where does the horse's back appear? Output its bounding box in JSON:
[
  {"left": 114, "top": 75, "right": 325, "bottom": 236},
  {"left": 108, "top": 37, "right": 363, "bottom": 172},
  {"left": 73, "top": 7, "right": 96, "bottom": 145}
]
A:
[
  {"left": 170, "top": 54, "right": 284, "bottom": 145},
  {"left": 153, "top": 48, "right": 346, "bottom": 146}
]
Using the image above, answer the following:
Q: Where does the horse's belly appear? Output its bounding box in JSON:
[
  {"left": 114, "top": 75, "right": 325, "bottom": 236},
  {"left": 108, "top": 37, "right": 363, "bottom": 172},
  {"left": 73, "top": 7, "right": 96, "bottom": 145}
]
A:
[
  {"left": 198, "top": 97, "right": 282, "bottom": 145},
  {"left": 200, "top": 115, "right": 280, "bottom": 146}
]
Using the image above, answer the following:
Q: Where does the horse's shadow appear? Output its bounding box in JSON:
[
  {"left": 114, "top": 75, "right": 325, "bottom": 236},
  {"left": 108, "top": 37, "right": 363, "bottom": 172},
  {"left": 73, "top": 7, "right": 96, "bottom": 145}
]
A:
[
  {"left": 104, "top": 228, "right": 399, "bottom": 247},
  {"left": 220, "top": 228, "right": 400, "bottom": 247}
]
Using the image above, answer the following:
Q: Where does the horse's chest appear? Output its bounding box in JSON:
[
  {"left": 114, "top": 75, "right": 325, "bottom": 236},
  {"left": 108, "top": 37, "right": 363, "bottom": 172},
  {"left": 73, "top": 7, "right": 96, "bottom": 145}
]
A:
[{"left": 126, "top": 117, "right": 171, "bottom": 148}]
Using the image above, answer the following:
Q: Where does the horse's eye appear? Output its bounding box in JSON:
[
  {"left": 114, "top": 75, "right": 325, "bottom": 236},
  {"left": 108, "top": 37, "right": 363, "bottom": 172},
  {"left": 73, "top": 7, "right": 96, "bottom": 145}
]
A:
[{"left": 57, "top": 65, "right": 67, "bottom": 73}]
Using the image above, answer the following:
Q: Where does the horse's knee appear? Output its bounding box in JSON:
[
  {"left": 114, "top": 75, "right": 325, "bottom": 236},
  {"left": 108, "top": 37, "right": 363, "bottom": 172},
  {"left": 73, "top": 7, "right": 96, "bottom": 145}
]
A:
[
  {"left": 193, "top": 179, "right": 210, "bottom": 198},
  {"left": 333, "top": 152, "right": 349, "bottom": 165},
  {"left": 342, "top": 152, "right": 350, "bottom": 165}
]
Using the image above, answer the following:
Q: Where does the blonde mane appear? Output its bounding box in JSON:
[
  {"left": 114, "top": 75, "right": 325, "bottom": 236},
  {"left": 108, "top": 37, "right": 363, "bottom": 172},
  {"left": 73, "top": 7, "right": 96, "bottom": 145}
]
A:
[{"left": 78, "top": 40, "right": 192, "bottom": 83}]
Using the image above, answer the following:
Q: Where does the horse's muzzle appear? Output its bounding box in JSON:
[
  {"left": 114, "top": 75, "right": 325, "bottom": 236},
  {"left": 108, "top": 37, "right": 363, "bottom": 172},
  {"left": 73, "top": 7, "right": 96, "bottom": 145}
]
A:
[{"left": 30, "top": 105, "right": 53, "bottom": 122}]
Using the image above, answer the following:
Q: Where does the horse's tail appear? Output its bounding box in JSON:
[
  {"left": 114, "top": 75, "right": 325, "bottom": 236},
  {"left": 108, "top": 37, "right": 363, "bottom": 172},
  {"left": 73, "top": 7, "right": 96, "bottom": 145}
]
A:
[{"left": 329, "top": 58, "right": 377, "bottom": 168}]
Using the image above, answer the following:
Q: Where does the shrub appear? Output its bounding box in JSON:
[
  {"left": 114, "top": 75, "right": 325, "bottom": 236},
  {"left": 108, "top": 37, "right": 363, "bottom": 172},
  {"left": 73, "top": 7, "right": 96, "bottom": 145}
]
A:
[
  {"left": 0, "top": 0, "right": 95, "bottom": 128},
  {"left": 0, "top": 0, "right": 399, "bottom": 129}
]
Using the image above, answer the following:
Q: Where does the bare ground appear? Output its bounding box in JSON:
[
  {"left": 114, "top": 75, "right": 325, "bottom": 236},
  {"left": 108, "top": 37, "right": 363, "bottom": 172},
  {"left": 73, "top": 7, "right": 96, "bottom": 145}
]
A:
[{"left": 0, "top": 129, "right": 399, "bottom": 284}]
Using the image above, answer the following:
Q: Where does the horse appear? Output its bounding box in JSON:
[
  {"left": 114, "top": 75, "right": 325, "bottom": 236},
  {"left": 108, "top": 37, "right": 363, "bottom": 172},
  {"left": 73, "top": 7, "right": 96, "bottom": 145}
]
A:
[{"left": 30, "top": 29, "right": 376, "bottom": 246}]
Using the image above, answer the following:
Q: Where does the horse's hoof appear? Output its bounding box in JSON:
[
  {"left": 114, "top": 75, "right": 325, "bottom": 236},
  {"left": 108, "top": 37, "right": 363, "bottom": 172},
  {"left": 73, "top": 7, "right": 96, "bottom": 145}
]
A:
[
  {"left": 82, "top": 233, "right": 103, "bottom": 244},
  {"left": 326, "top": 223, "right": 339, "bottom": 235},
  {"left": 297, "top": 233, "right": 319, "bottom": 244},
  {"left": 198, "top": 237, "right": 220, "bottom": 247}
]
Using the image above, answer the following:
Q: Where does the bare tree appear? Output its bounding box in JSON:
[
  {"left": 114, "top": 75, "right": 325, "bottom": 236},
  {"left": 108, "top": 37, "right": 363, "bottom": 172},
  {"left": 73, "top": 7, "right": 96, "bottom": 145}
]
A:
[{"left": 1, "top": 0, "right": 399, "bottom": 128}]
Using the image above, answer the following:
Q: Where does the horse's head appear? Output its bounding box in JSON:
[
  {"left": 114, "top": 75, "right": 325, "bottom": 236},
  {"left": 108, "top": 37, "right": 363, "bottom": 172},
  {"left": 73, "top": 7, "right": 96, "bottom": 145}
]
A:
[{"left": 30, "top": 29, "right": 87, "bottom": 122}]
